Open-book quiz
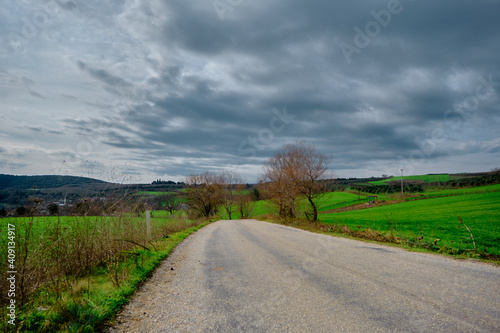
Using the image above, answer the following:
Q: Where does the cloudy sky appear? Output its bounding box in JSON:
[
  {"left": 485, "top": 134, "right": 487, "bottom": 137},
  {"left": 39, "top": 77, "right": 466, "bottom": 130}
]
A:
[{"left": 1, "top": 0, "right": 499, "bottom": 183}]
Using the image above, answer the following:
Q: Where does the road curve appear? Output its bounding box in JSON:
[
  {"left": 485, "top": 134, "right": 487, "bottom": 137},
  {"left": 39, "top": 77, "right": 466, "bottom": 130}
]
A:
[{"left": 109, "top": 219, "right": 500, "bottom": 332}]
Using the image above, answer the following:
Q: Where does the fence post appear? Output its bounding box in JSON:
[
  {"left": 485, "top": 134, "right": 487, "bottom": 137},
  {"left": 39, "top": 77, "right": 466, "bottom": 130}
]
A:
[{"left": 146, "top": 210, "right": 151, "bottom": 241}]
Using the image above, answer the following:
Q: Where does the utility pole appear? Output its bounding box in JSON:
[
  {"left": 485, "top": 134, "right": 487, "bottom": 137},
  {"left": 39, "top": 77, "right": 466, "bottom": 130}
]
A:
[{"left": 400, "top": 169, "right": 404, "bottom": 198}]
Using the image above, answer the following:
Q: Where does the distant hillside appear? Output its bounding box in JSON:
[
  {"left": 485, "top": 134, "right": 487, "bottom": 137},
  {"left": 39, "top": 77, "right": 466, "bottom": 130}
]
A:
[
  {"left": 0, "top": 174, "right": 186, "bottom": 209},
  {"left": 0, "top": 174, "right": 108, "bottom": 191}
]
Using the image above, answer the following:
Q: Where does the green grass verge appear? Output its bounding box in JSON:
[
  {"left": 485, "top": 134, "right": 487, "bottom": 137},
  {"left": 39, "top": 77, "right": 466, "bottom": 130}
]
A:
[{"left": 2, "top": 222, "right": 208, "bottom": 333}]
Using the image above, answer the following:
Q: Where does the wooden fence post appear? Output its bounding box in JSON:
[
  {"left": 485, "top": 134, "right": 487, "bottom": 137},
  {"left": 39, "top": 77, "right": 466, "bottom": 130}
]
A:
[{"left": 146, "top": 210, "right": 151, "bottom": 241}]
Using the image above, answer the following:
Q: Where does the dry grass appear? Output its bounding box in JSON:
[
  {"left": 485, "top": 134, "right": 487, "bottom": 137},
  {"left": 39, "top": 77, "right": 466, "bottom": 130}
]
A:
[
  {"left": 0, "top": 220, "right": 208, "bottom": 332},
  {"left": 271, "top": 217, "right": 403, "bottom": 245},
  {"left": 0, "top": 212, "right": 198, "bottom": 308}
]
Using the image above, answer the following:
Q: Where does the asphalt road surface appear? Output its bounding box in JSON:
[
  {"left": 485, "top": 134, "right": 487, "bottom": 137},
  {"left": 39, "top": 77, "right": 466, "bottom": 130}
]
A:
[{"left": 110, "top": 219, "right": 500, "bottom": 332}]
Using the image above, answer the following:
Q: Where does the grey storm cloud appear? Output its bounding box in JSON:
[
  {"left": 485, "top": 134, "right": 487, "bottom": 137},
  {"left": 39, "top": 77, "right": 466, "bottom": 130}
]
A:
[
  {"left": 77, "top": 61, "right": 133, "bottom": 89},
  {"left": 0, "top": 0, "right": 499, "bottom": 181},
  {"left": 57, "top": 0, "right": 77, "bottom": 11}
]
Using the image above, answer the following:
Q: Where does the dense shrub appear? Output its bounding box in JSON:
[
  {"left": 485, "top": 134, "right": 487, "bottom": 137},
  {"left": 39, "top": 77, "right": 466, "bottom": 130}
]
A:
[{"left": 449, "top": 171, "right": 500, "bottom": 187}]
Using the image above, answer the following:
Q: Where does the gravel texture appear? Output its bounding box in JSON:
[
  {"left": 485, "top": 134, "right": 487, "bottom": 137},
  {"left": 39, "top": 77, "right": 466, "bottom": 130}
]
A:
[{"left": 108, "top": 219, "right": 500, "bottom": 332}]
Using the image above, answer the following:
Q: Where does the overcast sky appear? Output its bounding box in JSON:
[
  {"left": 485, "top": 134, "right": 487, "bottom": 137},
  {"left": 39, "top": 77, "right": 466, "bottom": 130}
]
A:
[{"left": 1, "top": 0, "right": 499, "bottom": 183}]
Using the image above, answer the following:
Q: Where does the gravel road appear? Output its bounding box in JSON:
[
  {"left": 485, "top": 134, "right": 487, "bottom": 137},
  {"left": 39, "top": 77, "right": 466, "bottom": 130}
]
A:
[{"left": 109, "top": 219, "right": 500, "bottom": 332}]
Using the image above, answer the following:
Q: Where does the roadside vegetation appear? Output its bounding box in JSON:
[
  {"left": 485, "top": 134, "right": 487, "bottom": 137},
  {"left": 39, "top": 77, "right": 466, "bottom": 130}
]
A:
[{"left": 0, "top": 200, "right": 209, "bottom": 332}]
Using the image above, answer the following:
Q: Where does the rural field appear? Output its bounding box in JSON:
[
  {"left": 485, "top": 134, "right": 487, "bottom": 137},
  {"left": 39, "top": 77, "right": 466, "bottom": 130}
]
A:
[
  {"left": 319, "top": 190, "right": 500, "bottom": 256},
  {"left": 417, "top": 183, "right": 500, "bottom": 198},
  {"left": 368, "top": 174, "right": 451, "bottom": 185}
]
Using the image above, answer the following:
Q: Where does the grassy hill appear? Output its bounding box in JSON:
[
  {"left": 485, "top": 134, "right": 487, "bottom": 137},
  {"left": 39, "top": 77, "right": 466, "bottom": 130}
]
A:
[
  {"left": 319, "top": 189, "right": 500, "bottom": 256},
  {"left": 0, "top": 174, "right": 186, "bottom": 209},
  {"left": 368, "top": 174, "right": 450, "bottom": 185},
  {"left": 0, "top": 174, "right": 108, "bottom": 190}
]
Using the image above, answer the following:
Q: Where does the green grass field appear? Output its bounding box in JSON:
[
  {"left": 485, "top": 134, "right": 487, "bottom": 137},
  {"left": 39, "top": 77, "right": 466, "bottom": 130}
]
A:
[
  {"left": 217, "top": 199, "right": 269, "bottom": 220},
  {"left": 136, "top": 191, "right": 176, "bottom": 196},
  {"left": 369, "top": 174, "right": 450, "bottom": 185},
  {"left": 347, "top": 183, "right": 500, "bottom": 204},
  {"left": 319, "top": 191, "right": 500, "bottom": 255},
  {"left": 417, "top": 183, "right": 500, "bottom": 197},
  {"left": 0, "top": 214, "right": 177, "bottom": 240},
  {"left": 316, "top": 192, "right": 368, "bottom": 212}
]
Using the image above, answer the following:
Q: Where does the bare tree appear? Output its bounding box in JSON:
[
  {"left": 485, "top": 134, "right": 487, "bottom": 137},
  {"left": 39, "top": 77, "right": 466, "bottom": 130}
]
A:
[
  {"left": 220, "top": 170, "right": 244, "bottom": 220},
  {"left": 293, "top": 142, "right": 331, "bottom": 221},
  {"left": 185, "top": 172, "right": 223, "bottom": 217},
  {"left": 259, "top": 147, "right": 301, "bottom": 219},
  {"left": 259, "top": 142, "right": 331, "bottom": 221}
]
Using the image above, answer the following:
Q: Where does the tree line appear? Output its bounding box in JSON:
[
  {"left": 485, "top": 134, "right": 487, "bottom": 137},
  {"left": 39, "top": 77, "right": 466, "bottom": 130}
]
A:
[
  {"left": 184, "top": 142, "right": 331, "bottom": 222},
  {"left": 184, "top": 170, "right": 255, "bottom": 220},
  {"left": 447, "top": 171, "right": 500, "bottom": 187},
  {"left": 351, "top": 183, "right": 423, "bottom": 194},
  {"left": 350, "top": 170, "right": 500, "bottom": 195}
]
